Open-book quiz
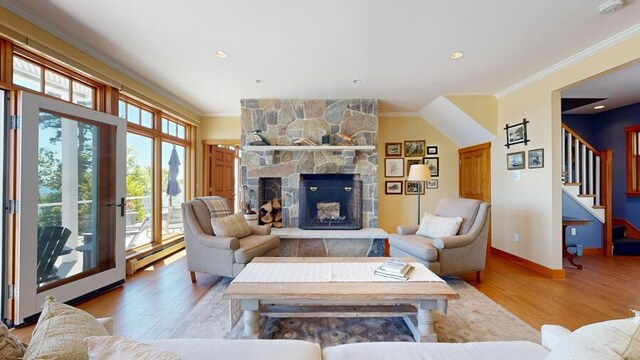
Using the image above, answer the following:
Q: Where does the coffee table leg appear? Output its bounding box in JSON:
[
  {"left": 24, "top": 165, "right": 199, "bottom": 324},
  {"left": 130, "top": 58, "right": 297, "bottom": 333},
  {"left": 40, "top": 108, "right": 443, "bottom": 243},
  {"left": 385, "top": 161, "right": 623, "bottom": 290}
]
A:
[
  {"left": 417, "top": 300, "right": 438, "bottom": 342},
  {"left": 241, "top": 299, "right": 260, "bottom": 339}
]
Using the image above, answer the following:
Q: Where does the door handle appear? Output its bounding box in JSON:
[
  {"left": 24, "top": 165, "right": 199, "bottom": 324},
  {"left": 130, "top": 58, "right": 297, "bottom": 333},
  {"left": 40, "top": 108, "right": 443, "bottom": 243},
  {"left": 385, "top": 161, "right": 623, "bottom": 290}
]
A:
[{"left": 107, "top": 197, "right": 126, "bottom": 217}]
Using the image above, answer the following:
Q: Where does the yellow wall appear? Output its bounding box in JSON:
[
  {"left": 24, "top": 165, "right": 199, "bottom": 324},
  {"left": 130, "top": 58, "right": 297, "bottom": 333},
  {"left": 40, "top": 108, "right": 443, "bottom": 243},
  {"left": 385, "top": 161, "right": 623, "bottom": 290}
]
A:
[
  {"left": 446, "top": 95, "right": 498, "bottom": 135},
  {"left": 378, "top": 116, "right": 459, "bottom": 233},
  {"left": 200, "top": 116, "right": 241, "bottom": 140},
  {"left": 493, "top": 34, "right": 640, "bottom": 269}
]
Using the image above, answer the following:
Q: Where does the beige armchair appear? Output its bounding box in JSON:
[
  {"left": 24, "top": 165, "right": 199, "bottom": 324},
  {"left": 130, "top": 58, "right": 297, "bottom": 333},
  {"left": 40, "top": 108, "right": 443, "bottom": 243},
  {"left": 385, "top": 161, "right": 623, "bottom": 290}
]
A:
[
  {"left": 389, "top": 198, "right": 491, "bottom": 281},
  {"left": 182, "top": 197, "right": 280, "bottom": 281}
]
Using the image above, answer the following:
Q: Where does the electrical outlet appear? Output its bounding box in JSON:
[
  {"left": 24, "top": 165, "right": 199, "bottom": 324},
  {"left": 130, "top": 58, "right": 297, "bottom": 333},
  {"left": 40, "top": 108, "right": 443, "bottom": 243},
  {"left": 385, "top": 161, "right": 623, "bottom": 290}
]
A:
[
  {"left": 513, "top": 233, "right": 520, "bottom": 243},
  {"left": 571, "top": 228, "right": 576, "bottom": 236}
]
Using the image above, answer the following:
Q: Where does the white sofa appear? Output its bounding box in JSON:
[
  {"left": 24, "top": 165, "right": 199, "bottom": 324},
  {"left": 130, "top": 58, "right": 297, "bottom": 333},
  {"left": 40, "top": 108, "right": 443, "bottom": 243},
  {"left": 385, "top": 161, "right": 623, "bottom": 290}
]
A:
[{"left": 88, "top": 317, "right": 638, "bottom": 359}]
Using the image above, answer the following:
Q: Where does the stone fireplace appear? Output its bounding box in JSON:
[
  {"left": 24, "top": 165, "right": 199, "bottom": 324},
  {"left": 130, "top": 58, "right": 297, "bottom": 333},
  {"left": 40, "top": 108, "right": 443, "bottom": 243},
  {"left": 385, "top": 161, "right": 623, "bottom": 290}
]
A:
[
  {"left": 241, "top": 99, "right": 378, "bottom": 229},
  {"left": 299, "top": 174, "right": 362, "bottom": 230}
]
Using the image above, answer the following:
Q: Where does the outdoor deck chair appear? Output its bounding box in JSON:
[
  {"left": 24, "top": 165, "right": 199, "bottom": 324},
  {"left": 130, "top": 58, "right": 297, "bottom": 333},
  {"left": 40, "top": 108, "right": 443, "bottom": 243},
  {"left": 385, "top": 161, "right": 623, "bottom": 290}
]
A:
[{"left": 37, "top": 225, "right": 72, "bottom": 285}]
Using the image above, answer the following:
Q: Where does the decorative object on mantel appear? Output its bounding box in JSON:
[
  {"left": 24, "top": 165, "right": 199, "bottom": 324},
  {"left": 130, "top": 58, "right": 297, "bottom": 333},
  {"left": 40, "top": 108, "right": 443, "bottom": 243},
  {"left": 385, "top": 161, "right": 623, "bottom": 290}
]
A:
[
  {"left": 404, "top": 140, "right": 426, "bottom": 157},
  {"left": 333, "top": 132, "right": 357, "bottom": 146},
  {"left": 407, "top": 164, "right": 431, "bottom": 224},
  {"left": 259, "top": 197, "right": 283, "bottom": 228},
  {"left": 293, "top": 138, "right": 318, "bottom": 146},
  {"left": 528, "top": 148, "right": 544, "bottom": 169},
  {"left": 385, "top": 142, "right": 402, "bottom": 157},
  {"left": 504, "top": 118, "right": 530, "bottom": 148},
  {"left": 248, "top": 130, "right": 271, "bottom": 146},
  {"left": 321, "top": 133, "right": 331, "bottom": 146},
  {"left": 427, "top": 146, "right": 438, "bottom": 155},
  {"left": 507, "top": 151, "right": 526, "bottom": 170}
]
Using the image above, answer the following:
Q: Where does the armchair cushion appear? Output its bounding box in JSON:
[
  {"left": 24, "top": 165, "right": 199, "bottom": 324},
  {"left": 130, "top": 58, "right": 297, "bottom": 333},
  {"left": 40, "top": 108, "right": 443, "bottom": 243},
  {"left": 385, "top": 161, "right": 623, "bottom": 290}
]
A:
[
  {"left": 416, "top": 213, "right": 463, "bottom": 238},
  {"left": 234, "top": 234, "right": 280, "bottom": 264},
  {"left": 434, "top": 198, "right": 482, "bottom": 235},
  {"left": 251, "top": 224, "right": 272, "bottom": 236},
  {"left": 210, "top": 213, "right": 252, "bottom": 239},
  {"left": 387, "top": 234, "right": 438, "bottom": 262},
  {"left": 397, "top": 225, "right": 419, "bottom": 235}
]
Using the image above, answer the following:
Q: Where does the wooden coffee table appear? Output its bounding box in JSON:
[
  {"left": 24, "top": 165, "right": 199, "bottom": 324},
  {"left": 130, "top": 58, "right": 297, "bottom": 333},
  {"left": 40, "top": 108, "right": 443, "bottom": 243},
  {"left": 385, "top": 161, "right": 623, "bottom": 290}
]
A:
[{"left": 223, "top": 257, "right": 459, "bottom": 342}]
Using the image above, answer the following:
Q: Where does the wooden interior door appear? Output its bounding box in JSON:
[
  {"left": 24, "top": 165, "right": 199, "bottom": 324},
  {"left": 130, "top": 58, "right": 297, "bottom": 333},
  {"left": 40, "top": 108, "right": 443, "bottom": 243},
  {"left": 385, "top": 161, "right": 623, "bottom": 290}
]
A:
[
  {"left": 459, "top": 142, "right": 491, "bottom": 250},
  {"left": 209, "top": 146, "right": 236, "bottom": 207}
]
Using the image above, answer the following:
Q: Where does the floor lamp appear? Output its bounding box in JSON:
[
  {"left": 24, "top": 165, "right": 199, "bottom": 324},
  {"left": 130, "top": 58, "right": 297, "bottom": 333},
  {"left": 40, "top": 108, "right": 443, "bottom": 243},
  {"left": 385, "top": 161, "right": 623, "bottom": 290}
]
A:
[{"left": 407, "top": 164, "right": 431, "bottom": 225}]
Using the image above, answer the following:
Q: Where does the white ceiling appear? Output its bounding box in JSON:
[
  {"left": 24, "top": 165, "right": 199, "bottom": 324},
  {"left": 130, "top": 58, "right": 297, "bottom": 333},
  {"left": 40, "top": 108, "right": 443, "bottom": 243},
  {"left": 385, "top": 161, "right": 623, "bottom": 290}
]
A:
[
  {"left": 562, "top": 60, "right": 640, "bottom": 114},
  {"left": 7, "top": 0, "right": 640, "bottom": 116}
]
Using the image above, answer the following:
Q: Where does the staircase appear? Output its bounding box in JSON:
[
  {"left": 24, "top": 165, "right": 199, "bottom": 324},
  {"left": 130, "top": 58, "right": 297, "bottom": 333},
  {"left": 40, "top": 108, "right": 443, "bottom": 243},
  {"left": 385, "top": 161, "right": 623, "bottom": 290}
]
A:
[
  {"left": 612, "top": 224, "right": 640, "bottom": 256},
  {"left": 561, "top": 125, "right": 606, "bottom": 223}
]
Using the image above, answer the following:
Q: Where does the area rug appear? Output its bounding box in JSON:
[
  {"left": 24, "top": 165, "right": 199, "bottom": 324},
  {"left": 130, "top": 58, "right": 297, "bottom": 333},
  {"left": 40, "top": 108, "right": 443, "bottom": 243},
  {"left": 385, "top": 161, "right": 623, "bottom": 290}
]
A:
[{"left": 168, "top": 277, "right": 540, "bottom": 347}]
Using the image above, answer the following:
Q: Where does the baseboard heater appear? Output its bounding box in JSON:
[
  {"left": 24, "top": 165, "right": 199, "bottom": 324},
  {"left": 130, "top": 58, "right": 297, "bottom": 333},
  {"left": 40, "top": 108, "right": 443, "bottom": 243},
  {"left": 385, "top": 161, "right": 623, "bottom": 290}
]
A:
[{"left": 126, "top": 239, "right": 185, "bottom": 275}]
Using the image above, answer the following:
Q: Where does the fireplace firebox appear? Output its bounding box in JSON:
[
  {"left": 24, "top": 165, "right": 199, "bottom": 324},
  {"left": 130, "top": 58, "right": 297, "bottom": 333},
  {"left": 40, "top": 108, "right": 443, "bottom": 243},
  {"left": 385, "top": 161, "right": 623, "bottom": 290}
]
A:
[{"left": 299, "top": 174, "right": 362, "bottom": 230}]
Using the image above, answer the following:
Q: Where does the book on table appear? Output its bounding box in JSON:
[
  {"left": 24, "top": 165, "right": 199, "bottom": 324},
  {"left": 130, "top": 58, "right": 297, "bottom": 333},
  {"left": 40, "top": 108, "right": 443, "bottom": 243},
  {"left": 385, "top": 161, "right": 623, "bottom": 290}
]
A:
[{"left": 375, "top": 259, "right": 415, "bottom": 280}]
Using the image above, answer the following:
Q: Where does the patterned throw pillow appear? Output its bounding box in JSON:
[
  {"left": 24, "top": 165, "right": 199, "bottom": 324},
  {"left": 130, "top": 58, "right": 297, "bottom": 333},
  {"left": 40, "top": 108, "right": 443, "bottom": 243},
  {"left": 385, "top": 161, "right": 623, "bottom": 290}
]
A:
[
  {"left": 0, "top": 321, "right": 25, "bottom": 360},
  {"left": 416, "top": 213, "right": 463, "bottom": 238},
  {"left": 86, "top": 336, "right": 181, "bottom": 360},
  {"left": 211, "top": 213, "right": 252, "bottom": 239},
  {"left": 24, "top": 298, "right": 109, "bottom": 360}
]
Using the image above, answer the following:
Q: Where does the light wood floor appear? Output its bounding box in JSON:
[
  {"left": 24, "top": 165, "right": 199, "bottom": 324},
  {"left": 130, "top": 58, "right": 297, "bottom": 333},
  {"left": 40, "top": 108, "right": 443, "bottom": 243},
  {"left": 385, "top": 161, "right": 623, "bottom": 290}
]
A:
[{"left": 11, "top": 251, "right": 640, "bottom": 342}]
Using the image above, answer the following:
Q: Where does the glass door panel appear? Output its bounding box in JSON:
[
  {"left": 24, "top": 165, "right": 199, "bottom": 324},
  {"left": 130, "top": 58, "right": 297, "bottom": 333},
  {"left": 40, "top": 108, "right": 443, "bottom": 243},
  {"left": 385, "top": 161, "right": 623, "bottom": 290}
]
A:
[
  {"left": 126, "top": 133, "right": 153, "bottom": 249},
  {"left": 161, "top": 142, "right": 185, "bottom": 237},
  {"left": 15, "top": 92, "right": 126, "bottom": 324}
]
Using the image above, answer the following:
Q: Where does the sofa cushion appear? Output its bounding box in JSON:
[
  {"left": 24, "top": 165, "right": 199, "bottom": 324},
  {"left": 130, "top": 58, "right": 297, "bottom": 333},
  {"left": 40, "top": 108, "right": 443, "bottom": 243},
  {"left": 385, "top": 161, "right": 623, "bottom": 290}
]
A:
[
  {"left": 434, "top": 198, "right": 482, "bottom": 235},
  {"left": 211, "top": 213, "right": 252, "bottom": 239},
  {"left": 322, "top": 341, "right": 548, "bottom": 360},
  {"left": 147, "top": 339, "right": 322, "bottom": 360},
  {"left": 0, "top": 321, "right": 25, "bottom": 360},
  {"left": 416, "top": 213, "right": 463, "bottom": 238},
  {"left": 86, "top": 336, "right": 181, "bottom": 360},
  {"left": 24, "top": 298, "right": 109, "bottom": 360},
  {"left": 234, "top": 234, "right": 280, "bottom": 264},
  {"left": 546, "top": 318, "right": 640, "bottom": 360},
  {"left": 388, "top": 234, "right": 438, "bottom": 262}
]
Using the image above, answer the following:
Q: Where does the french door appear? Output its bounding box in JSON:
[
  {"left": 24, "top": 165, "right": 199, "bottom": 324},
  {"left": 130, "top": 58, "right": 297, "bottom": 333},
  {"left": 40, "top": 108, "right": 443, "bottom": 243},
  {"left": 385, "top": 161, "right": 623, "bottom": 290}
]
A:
[{"left": 12, "top": 92, "right": 126, "bottom": 324}]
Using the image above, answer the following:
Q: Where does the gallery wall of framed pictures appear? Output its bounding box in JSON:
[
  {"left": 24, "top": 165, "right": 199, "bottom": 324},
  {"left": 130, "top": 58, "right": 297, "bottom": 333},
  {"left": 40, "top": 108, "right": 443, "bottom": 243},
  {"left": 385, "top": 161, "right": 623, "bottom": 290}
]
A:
[{"left": 384, "top": 140, "right": 440, "bottom": 194}]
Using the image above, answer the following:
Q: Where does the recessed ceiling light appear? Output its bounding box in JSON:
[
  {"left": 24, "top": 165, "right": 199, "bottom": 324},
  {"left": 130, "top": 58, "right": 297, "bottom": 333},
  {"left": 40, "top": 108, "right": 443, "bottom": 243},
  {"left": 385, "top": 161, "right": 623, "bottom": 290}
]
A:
[
  {"left": 214, "top": 50, "right": 228, "bottom": 58},
  {"left": 594, "top": 105, "right": 606, "bottom": 110},
  {"left": 598, "top": 0, "right": 624, "bottom": 15},
  {"left": 352, "top": 79, "right": 361, "bottom": 84},
  {"left": 450, "top": 52, "right": 464, "bottom": 60},
  {"left": 255, "top": 79, "right": 263, "bottom": 84}
]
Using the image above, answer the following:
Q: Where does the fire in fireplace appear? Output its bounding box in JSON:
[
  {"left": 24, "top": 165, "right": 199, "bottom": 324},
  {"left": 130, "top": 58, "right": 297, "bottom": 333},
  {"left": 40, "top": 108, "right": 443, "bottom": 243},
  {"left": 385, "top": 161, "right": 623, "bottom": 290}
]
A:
[{"left": 299, "top": 174, "right": 362, "bottom": 230}]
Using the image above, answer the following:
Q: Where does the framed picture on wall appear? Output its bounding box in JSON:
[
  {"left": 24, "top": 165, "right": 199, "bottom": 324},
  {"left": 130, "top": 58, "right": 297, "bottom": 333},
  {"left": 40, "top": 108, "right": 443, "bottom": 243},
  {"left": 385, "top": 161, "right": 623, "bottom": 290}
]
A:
[
  {"left": 407, "top": 159, "right": 421, "bottom": 176},
  {"left": 404, "top": 140, "right": 426, "bottom": 157},
  {"left": 385, "top": 143, "right": 402, "bottom": 157},
  {"left": 507, "top": 151, "right": 526, "bottom": 170},
  {"left": 504, "top": 119, "right": 530, "bottom": 148},
  {"left": 422, "top": 157, "right": 439, "bottom": 177},
  {"left": 405, "top": 180, "right": 425, "bottom": 195},
  {"left": 426, "top": 146, "right": 438, "bottom": 155},
  {"left": 385, "top": 158, "right": 404, "bottom": 177},
  {"left": 427, "top": 179, "right": 439, "bottom": 189},
  {"left": 528, "top": 148, "right": 544, "bottom": 168},
  {"left": 385, "top": 181, "right": 403, "bottom": 194}
]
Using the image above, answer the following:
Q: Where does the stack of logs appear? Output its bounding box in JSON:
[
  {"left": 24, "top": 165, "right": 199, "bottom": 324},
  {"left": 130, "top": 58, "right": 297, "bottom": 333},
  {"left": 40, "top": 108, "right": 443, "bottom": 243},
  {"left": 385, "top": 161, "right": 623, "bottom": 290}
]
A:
[{"left": 260, "top": 197, "right": 283, "bottom": 228}]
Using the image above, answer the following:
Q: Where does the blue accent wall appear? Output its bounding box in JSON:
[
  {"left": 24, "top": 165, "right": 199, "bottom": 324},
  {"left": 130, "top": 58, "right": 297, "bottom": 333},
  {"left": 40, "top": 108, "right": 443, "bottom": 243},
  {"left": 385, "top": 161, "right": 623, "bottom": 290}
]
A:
[
  {"left": 562, "top": 102, "right": 640, "bottom": 231},
  {"left": 562, "top": 192, "right": 603, "bottom": 248}
]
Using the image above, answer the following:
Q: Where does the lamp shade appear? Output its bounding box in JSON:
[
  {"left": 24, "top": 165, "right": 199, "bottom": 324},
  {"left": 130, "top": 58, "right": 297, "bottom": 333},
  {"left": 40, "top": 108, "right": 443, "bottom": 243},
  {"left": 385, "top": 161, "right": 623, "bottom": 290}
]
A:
[{"left": 407, "top": 164, "right": 431, "bottom": 181}]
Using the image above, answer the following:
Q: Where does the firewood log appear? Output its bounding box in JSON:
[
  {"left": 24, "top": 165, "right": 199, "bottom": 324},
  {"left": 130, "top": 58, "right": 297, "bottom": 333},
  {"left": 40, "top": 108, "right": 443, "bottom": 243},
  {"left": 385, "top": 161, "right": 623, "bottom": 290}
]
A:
[
  {"left": 275, "top": 210, "right": 283, "bottom": 222},
  {"left": 272, "top": 197, "right": 281, "bottom": 210},
  {"left": 273, "top": 221, "right": 283, "bottom": 228},
  {"left": 261, "top": 201, "right": 273, "bottom": 213},
  {"left": 261, "top": 212, "right": 273, "bottom": 224}
]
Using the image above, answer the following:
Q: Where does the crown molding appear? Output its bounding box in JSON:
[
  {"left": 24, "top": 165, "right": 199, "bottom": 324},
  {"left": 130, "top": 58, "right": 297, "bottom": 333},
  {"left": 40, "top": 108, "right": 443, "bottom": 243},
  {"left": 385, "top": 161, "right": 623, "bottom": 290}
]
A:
[
  {"left": 0, "top": 0, "right": 203, "bottom": 116},
  {"left": 202, "top": 113, "right": 241, "bottom": 118},
  {"left": 496, "top": 23, "right": 640, "bottom": 98},
  {"left": 378, "top": 112, "right": 421, "bottom": 118}
]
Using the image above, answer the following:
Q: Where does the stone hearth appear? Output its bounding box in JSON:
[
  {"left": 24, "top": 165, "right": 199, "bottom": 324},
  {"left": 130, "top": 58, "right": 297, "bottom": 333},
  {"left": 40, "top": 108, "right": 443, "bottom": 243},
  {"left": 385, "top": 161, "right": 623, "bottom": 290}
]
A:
[
  {"left": 241, "top": 99, "right": 379, "bottom": 228},
  {"left": 272, "top": 228, "right": 387, "bottom": 257}
]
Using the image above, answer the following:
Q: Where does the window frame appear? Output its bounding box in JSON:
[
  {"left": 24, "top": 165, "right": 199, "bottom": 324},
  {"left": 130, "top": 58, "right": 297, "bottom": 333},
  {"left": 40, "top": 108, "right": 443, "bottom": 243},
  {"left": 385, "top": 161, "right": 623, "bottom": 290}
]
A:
[
  {"left": 626, "top": 125, "right": 640, "bottom": 197},
  {"left": 12, "top": 48, "right": 102, "bottom": 111},
  {"left": 120, "top": 95, "right": 192, "bottom": 251}
]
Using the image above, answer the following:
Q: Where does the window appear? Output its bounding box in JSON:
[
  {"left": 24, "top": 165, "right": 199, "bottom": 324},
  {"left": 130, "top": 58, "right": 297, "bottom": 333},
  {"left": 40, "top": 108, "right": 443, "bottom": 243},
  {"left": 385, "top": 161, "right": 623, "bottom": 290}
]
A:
[
  {"left": 12, "top": 52, "right": 97, "bottom": 109},
  {"left": 626, "top": 126, "right": 640, "bottom": 197},
  {"left": 120, "top": 97, "right": 191, "bottom": 249}
]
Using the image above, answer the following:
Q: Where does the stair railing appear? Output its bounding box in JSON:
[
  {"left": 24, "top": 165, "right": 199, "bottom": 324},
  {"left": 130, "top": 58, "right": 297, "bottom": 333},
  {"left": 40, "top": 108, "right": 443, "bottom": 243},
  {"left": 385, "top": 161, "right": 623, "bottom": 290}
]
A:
[{"left": 562, "top": 124, "right": 602, "bottom": 205}]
